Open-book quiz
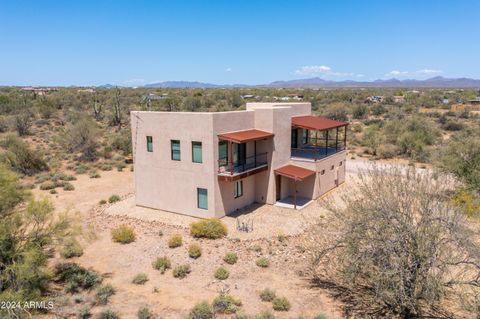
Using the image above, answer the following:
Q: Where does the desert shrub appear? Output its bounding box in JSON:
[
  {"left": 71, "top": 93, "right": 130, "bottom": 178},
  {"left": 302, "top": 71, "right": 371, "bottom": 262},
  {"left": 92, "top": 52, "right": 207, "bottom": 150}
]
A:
[
  {"left": 108, "top": 194, "right": 121, "bottom": 203},
  {"left": 152, "top": 256, "right": 171, "bottom": 273},
  {"left": 352, "top": 104, "right": 369, "bottom": 119},
  {"left": 0, "top": 115, "right": 8, "bottom": 132},
  {"left": 314, "top": 313, "right": 328, "bottom": 319},
  {"left": 190, "top": 301, "right": 214, "bottom": 319},
  {"left": 13, "top": 110, "right": 34, "bottom": 136},
  {"left": 89, "top": 170, "right": 100, "bottom": 178},
  {"left": 111, "top": 224, "right": 136, "bottom": 244},
  {"left": 95, "top": 284, "right": 115, "bottom": 305},
  {"left": 78, "top": 305, "right": 91, "bottom": 319},
  {"left": 115, "top": 162, "right": 127, "bottom": 171},
  {"left": 361, "top": 125, "right": 385, "bottom": 156},
  {"left": 137, "top": 306, "right": 153, "bottom": 319},
  {"left": 1, "top": 134, "right": 48, "bottom": 175},
  {"left": 451, "top": 188, "right": 480, "bottom": 218},
  {"left": 75, "top": 164, "right": 89, "bottom": 174},
  {"left": 100, "top": 163, "right": 113, "bottom": 171},
  {"left": 112, "top": 128, "right": 132, "bottom": 156},
  {"left": 50, "top": 189, "right": 57, "bottom": 194},
  {"left": 190, "top": 218, "right": 227, "bottom": 239},
  {"left": 377, "top": 143, "right": 400, "bottom": 159},
  {"left": 256, "top": 257, "right": 269, "bottom": 268},
  {"left": 259, "top": 288, "right": 276, "bottom": 302},
  {"left": 61, "top": 239, "right": 83, "bottom": 258},
  {"left": 132, "top": 273, "right": 149, "bottom": 285},
  {"left": 322, "top": 102, "right": 349, "bottom": 121},
  {"left": 98, "top": 308, "right": 119, "bottom": 319},
  {"left": 251, "top": 244, "right": 262, "bottom": 253},
  {"left": 99, "top": 199, "right": 107, "bottom": 205},
  {"left": 63, "top": 182, "right": 75, "bottom": 191},
  {"left": 272, "top": 297, "right": 291, "bottom": 311},
  {"left": 254, "top": 310, "right": 274, "bottom": 319},
  {"left": 40, "top": 180, "right": 56, "bottom": 190},
  {"left": 235, "top": 310, "right": 248, "bottom": 319},
  {"left": 310, "top": 167, "right": 480, "bottom": 317},
  {"left": 168, "top": 233, "right": 183, "bottom": 248},
  {"left": 212, "top": 294, "right": 242, "bottom": 314},
  {"left": 62, "top": 117, "right": 99, "bottom": 161},
  {"left": 188, "top": 243, "right": 202, "bottom": 259},
  {"left": 442, "top": 120, "right": 464, "bottom": 131},
  {"left": 223, "top": 252, "right": 238, "bottom": 265},
  {"left": 55, "top": 262, "right": 102, "bottom": 292},
  {"left": 214, "top": 267, "right": 229, "bottom": 280},
  {"left": 173, "top": 264, "right": 191, "bottom": 278}
]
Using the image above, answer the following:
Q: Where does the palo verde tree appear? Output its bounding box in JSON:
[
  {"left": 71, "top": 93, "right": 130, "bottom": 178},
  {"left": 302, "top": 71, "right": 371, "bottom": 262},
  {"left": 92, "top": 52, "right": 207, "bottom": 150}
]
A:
[{"left": 309, "top": 166, "right": 480, "bottom": 318}]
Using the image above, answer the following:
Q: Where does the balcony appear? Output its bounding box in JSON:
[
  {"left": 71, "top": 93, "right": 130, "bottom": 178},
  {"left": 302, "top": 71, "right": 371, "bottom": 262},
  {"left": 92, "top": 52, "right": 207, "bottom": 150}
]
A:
[
  {"left": 218, "top": 152, "right": 268, "bottom": 181},
  {"left": 291, "top": 146, "right": 346, "bottom": 161}
]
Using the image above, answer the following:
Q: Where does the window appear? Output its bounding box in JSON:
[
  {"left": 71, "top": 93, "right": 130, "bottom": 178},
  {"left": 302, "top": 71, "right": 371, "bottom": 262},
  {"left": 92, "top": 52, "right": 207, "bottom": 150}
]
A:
[
  {"left": 171, "top": 140, "right": 181, "bottom": 161},
  {"left": 146, "top": 136, "right": 153, "bottom": 152},
  {"left": 321, "top": 169, "right": 325, "bottom": 175},
  {"left": 234, "top": 180, "right": 243, "bottom": 198},
  {"left": 197, "top": 188, "right": 208, "bottom": 210},
  {"left": 218, "top": 141, "right": 228, "bottom": 166},
  {"left": 302, "top": 129, "right": 309, "bottom": 144},
  {"left": 331, "top": 165, "right": 335, "bottom": 170},
  {"left": 192, "top": 142, "right": 202, "bottom": 163},
  {"left": 339, "top": 161, "right": 343, "bottom": 166}
]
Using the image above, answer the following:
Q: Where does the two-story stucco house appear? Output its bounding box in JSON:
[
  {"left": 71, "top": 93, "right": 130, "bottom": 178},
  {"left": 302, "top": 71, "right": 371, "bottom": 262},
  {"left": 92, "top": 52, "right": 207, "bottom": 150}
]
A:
[{"left": 131, "top": 102, "right": 348, "bottom": 218}]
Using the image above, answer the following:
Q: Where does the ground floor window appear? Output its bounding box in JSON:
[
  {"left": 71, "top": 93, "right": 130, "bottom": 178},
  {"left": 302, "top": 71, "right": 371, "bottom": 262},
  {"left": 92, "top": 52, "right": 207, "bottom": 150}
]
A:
[
  {"left": 234, "top": 180, "right": 243, "bottom": 198},
  {"left": 171, "top": 140, "right": 181, "bottom": 161},
  {"left": 197, "top": 188, "right": 208, "bottom": 210},
  {"left": 146, "top": 136, "right": 153, "bottom": 152}
]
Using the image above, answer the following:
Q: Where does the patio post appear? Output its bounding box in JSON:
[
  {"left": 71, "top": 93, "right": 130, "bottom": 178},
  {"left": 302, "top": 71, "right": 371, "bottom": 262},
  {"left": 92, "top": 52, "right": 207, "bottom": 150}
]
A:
[
  {"left": 254, "top": 140, "right": 257, "bottom": 167},
  {"left": 294, "top": 179, "right": 297, "bottom": 210},
  {"left": 228, "top": 141, "right": 233, "bottom": 175},
  {"left": 335, "top": 127, "right": 339, "bottom": 151},
  {"left": 344, "top": 125, "right": 347, "bottom": 150},
  {"left": 325, "top": 130, "right": 329, "bottom": 157}
]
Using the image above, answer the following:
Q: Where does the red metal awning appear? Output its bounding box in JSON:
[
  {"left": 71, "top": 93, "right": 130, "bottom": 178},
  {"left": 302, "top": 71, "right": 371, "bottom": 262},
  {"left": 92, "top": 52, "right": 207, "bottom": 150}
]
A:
[
  {"left": 292, "top": 115, "right": 348, "bottom": 131},
  {"left": 274, "top": 164, "right": 315, "bottom": 181},
  {"left": 218, "top": 129, "right": 274, "bottom": 143}
]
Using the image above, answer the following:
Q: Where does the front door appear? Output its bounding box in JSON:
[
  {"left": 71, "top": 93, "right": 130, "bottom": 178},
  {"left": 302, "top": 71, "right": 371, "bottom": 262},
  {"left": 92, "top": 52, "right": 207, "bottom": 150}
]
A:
[
  {"left": 276, "top": 175, "right": 281, "bottom": 200},
  {"left": 291, "top": 129, "right": 298, "bottom": 148}
]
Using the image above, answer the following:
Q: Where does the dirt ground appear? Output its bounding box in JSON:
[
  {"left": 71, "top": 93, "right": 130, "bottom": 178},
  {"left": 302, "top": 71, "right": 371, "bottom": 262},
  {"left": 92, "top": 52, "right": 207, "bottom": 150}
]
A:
[{"left": 36, "top": 164, "right": 366, "bottom": 318}]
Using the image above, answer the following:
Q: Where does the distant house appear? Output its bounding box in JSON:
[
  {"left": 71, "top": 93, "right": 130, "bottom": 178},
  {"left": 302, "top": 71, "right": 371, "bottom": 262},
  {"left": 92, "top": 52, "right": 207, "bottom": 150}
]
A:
[
  {"left": 21, "top": 87, "right": 57, "bottom": 96},
  {"left": 451, "top": 103, "right": 480, "bottom": 112},
  {"left": 365, "top": 96, "right": 384, "bottom": 103},
  {"left": 142, "top": 93, "right": 168, "bottom": 101},
  {"left": 241, "top": 94, "right": 255, "bottom": 99},
  {"left": 393, "top": 96, "right": 405, "bottom": 104},
  {"left": 468, "top": 97, "right": 480, "bottom": 105},
  {"left": 288, "top": 94, "right": 304, "bottom": 101},
  {"left": 442, "top": 98, "right": 450, "bottom": 105},
  {"left": 77, "top": 88, "right": 95, "bottom": 93}
]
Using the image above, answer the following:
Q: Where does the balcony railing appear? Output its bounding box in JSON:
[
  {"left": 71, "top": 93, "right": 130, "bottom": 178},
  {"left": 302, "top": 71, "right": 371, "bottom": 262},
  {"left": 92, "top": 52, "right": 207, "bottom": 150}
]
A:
[
  {"left": 291, "top": 146, "right": 345, "bottom": 161},
  {"left": 218, "top": 152, "right": 268, "bottom": 175}
]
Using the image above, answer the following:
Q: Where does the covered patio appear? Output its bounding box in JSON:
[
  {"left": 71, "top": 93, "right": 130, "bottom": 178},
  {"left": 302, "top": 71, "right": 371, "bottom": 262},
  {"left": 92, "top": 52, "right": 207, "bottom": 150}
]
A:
[{"left": 274, "top": 164, "right": 316, "bottom": 210}]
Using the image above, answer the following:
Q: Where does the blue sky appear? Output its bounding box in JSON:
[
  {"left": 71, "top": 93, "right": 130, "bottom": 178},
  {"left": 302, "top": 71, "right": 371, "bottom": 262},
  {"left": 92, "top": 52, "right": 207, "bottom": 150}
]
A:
[{"left": 1, "top": 0, "right": 479, "bottom": 86}]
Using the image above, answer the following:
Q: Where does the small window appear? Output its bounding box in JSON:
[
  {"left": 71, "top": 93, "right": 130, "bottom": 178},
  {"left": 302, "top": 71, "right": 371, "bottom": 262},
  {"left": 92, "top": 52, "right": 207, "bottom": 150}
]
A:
[
  {"left": 192, "top": 142, "right": 202, "bottom": 163},
  {"left": 197, "top": 188, "right": 208, "bottom": 210},
  {"left": 234, "top": 180, "right": 243, "bottom": 198},
  {"left": 331, "top": 165, "right": 335, "bottom": 170},
  {"left": 146, "top": 136, "right": 153, "bottom": 152},
  {"left": 171, "top": 140, "right": 181, "bottom": 161},
  {"left": 302, "top": 129, "right": 309, "bottom": 144},
  {"left": 339, "top": 161, "right": 343, "bottom": 166},
  {"left": 321, "top": 169, "right": 325, "bottom": 175}
]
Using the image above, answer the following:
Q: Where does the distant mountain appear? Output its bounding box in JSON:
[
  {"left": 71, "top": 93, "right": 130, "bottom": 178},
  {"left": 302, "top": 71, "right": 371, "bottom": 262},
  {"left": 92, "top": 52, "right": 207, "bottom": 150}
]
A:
[
  {"left": 143, "top": 81, "right": 248, "bottom": 88},
  {"left": 265, "top": 76, "right": 480, "bottom": 88},
  {"left": 97, "top": 84, "right": 117, "bottom": 88}
]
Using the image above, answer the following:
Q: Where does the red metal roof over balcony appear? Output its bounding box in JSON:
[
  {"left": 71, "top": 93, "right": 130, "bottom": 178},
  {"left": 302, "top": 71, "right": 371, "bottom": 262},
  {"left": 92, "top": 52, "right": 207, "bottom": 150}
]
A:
[
  {"left": 218, "top": 129, "right": 274, "bottom": 143},
  {"left": 292, "top": 115, "right": 348, "bottom": 131},
  {"left": 274, "top": 164, "right": 315, "bottom": 181}
]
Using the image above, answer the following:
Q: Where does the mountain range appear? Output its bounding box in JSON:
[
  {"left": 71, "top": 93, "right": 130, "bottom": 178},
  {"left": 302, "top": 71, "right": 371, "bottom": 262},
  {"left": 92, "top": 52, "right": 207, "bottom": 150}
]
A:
[{"left": 135, "top": 76, "right": 480, "bottom": 89}]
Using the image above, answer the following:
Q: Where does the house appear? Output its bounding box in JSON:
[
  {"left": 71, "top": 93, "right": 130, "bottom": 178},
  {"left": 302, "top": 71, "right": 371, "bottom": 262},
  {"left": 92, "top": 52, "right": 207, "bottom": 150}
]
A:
[
  {"left": 365, "top": 96, "right": 384, "bottom": 103},
  {"left": 131, "top": 102, "right": 348, "bottom": 218},
  {"left": 393, "top": 96, "right": 405, "bottom": 103}
]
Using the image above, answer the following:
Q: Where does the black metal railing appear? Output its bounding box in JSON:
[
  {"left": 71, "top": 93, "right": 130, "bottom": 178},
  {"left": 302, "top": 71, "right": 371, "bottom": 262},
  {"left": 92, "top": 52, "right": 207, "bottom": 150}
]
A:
[
  {"left": 291, "top": 146, "right": 345, "bottom": 161},
  {"left": 218, "top": 152, "right": 268, "bottom": 175}
]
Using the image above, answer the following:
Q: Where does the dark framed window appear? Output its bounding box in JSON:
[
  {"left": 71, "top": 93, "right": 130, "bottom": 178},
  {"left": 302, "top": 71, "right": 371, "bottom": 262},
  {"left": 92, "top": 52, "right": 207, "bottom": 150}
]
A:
[
  {"left": 339, "top": 161, "right": 343, "bottom": 166},
  {"left": 197, "top": 188, "right": 208, "bottom": 210},
  {"left": 302, "top": 129, "right": 309, "bottom": 144},
  {"left": 171, "top": 140, "right": 180, "bottom": 161},
  {"left": 192, "top": 141, "right": 202, "bottom": 163},
  {"left": 234, "top": 180, "right": 243, "bottom": 198},
  {"left": 146, "top": 136, "right": 153, "bottom": 152},
  {"left": 321, "top": 169, "right": 325, "bottom": 175},
  {"left": 331, "top": 165, "right": 335, "bottom": 170}
]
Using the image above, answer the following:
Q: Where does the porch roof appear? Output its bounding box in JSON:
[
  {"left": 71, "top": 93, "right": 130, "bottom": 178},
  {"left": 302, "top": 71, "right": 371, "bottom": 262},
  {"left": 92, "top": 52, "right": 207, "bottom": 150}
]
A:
[
  {"left": 274, "top": 164, "right": 315, "bottom": 181},
  {"left": 292, "top": 115, "right": 348, "bottom": 131},
  {"left": 218, "top": 129, "right": 274, "bottom": 143}
]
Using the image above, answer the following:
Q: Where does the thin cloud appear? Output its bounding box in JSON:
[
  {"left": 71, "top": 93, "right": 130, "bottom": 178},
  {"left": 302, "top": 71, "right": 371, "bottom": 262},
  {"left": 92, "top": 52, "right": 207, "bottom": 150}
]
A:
[
  {"left": 225, "top": 68, "right": 232, "bottom": 72},
  {"left": 294, "top": 65, "right": 331, "bottom": 75},
  {"left": 417, "top": 69, "right": 442, "bottom": 74},
  {"left": 387, "top": 70, "right": 409, "bottom": 77}
]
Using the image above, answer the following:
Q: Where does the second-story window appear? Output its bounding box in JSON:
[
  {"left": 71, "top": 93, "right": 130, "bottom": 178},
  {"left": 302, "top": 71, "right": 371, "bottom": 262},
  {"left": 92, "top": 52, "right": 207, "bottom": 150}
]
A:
[
  {"left": 171, "top": 140, "right": 181, "bottom": 161},
  {"left": 302, "top": 129, "right": 309, "bottom": 144},
  {"left": 146, "top": 136, "right": 153, "bottom": 152},
  {"left": 192, "top": 142, "right": 202, "bottom": 163}
]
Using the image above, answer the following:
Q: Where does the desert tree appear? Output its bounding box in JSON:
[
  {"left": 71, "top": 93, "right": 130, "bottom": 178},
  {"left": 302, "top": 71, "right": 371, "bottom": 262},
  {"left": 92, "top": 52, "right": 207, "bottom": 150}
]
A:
[
  {"left": 13, "top": 109, "right": 34, "bottom": 136},
  {"left": 308, "top": 166, "right": 480, "bottom": 318},
  {"left": 62, "top": 117, "right": 99, "bottom": 161}
]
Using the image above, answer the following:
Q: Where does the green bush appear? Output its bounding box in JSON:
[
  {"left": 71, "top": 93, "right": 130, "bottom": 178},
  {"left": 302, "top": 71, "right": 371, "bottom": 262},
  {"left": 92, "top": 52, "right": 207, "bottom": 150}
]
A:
[
  {"left": 214, "top": 267, "right": 229, "bottom": 280},
  {"left": 259, "top": 288, "right": 276, "bottom": 302},
  {"left": 256, "top": 257, "right": 269, "bottom": 268},
  {"left": 168, "top": 233, "right": 183, "bottom": 248},
  {"left": 132, "top": 273, "right": 149, "bottom": 285},
  {"left": 108, "top": 194, "right": 121, "bottom": 203},
  {"left": 61, "top": 239, "right": 83, "bottom": 258},
  {"left": 137, "top": 306, "right": 153, "bottom": 319},
  {"left": 235, "top": 310, "right": 248, "bottom": 319},
  {"left": 255, "top": 310, "right": 274, "bottom": 319},
  {"left": 212, "top": 294, "right": 242, "bottom": 314},
  {"left": 190, "top": 301, "right": 214, "bottom": 319},
  {"left": 98, "top": 308, "right": 119, "bottom": 319},
  {"left": 63, "top": 182, "right": 75, "bottom": 191},
  {"left": 100, "top": 163, "right": 113, "bottom": 171},
  {"left": 78, "top": 305, "right": 91, "bottom": 319},
  {"left": 111, "top": 224, "right": 136, "bottom": 244},
  {"left": 95, "top": 284, "right": 115, "bottom": 305},
  {"left": 75, "top": 164, "right": 89, "bottom": 174},
  {"left": 55, "top": 262, "right": 102, "bottom": 292},
  {"left": 272, "top": 297, "right": 291, "bottom": 311},
  {"left": 40, "top": 181, "right": 56, "bottom": 190},
  {"left": 314, "top": 313, "right": 328, "bottom": 319},
  {"left": 173, "top": 264, "right": 191, "bottom": 279},
  {"left": 99, "top": 199, "right": 107, "bottom": 205},
  {"left": 223, "top": 252, "right": 238, "bottom": 265},
  {"left": 0, "top": 134, "right": 48, "bottom": 175},
  {"left": 188, "top": 243, "right": 202, "bottom": 259},
  {"left": 190, "top": 218, "right": 228, "bottom": 239},
  {"left": 89, "top": 170, "right": 100, "bottom": 178},
  {"left": 152, "top": 256, "right": 171, "bottom": 274}
]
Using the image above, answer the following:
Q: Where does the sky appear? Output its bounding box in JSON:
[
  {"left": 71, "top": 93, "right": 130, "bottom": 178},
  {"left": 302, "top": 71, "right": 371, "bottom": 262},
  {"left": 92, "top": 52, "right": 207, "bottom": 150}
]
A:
[{"left": 1, "top": 0, "right": 479, "bottom": 86}]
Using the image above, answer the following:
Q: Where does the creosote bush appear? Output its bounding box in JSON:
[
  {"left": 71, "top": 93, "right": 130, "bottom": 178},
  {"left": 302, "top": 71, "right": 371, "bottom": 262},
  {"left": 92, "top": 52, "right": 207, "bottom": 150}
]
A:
[
  {"left": 259, "top": 288, "right": 276, "bottom": 302},
  {"left": 168, "top": 233, "right": 183, "bottom": 248},
  {"left": 98, "top": 308, "right": 119, "bottom": 319},
  {"left": 190, "top": 218, "right": 228, "bottom": 239},
  {"left": 188, "top": 243, "right": 202, "bottom": 259},
  {"left": 132, "top": 273, "right": 149, "bottom": 285},
  {"left": 55, "top": 262, "right": 102, "bottom": 293},
  {"left": 212, "top": 294, "right": 242, "bottom": 314},
  {"left": 173, "top": 264, "right": 191, "bottom": 279},
  {"left": 190, "top": 301, "right": 214, "bottom": 319},
  {"left": 78, "top": 305, "right": 91, "bottom": 319},
  {"left": 95, "top": 284, "right": 115, "bottom": 305},
  {"left": 108, "top": 194, "right": 121, "bottom": 203},
  {"left": 223, "top": 252, "right": 238, "bottom": 265},
  {"left": 272, "top": 296, "right": 291, "bottom": 311},
  {"left": 256, "top": 257, "right": 269, "bottom": 268},
  {"left": 60, "top": 239, "right": 83, "bottom": 258},
  {"left": 111, "top": 224, "right": 136, "bottom": 244},
  {"left": 137, "top": 306, "right": 153, "bottom": 319},
  {"left": 255, "top": 310, "right": 274, "bottom": 319},
  {"left": 214, "top": 267, "right": 229, "bottom": 280},
  {"left": 152, "top": 256, "right": 171, "bottom": 273}
]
